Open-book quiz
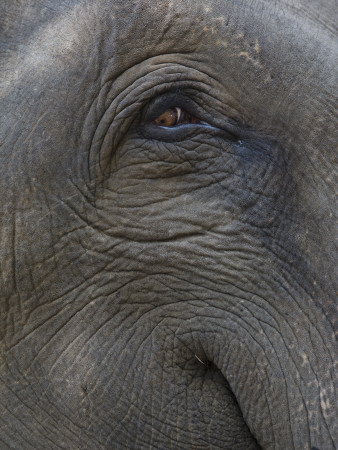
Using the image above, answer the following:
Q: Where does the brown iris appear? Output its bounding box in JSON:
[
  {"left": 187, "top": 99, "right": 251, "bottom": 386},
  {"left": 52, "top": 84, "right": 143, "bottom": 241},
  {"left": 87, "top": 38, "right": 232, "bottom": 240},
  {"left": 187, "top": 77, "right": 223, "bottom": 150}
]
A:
[{"left": 153, "top": 107, "right": 200, "bottom": 127}]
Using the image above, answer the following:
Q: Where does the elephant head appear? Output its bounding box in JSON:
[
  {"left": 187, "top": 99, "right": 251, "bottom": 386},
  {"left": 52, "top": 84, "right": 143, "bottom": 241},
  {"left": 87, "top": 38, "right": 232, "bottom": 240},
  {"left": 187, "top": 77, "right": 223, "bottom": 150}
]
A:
[{"left": 0, "top": 0, "right": 337, "bottom": 448}]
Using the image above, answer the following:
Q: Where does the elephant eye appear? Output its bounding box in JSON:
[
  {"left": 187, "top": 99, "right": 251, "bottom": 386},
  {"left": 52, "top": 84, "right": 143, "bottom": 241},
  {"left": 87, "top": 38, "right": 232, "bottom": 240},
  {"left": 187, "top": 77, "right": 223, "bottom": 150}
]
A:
[{"left": 153, "top": 107, "right": 201, "bottom": 127}]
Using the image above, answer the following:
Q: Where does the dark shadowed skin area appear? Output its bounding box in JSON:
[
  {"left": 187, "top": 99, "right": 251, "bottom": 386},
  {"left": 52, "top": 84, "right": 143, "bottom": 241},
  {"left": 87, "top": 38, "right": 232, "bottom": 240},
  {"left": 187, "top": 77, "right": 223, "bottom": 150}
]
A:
[{"left": 0, "top": 0, "right": 337, "bottom": 448}]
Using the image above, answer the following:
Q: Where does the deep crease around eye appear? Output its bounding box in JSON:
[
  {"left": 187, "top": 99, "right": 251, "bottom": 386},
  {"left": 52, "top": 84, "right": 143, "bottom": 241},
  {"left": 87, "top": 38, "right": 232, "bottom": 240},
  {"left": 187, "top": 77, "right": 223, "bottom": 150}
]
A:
[{"left": 153, "top": 107, "right": 201, "bottom": 127}]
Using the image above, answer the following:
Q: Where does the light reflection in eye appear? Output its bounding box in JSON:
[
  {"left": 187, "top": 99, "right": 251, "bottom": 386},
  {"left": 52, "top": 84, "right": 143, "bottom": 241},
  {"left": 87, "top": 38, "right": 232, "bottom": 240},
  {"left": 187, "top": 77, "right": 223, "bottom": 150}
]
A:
[{"left": 153, "top": 107, "right": 201, "bottom": 127}]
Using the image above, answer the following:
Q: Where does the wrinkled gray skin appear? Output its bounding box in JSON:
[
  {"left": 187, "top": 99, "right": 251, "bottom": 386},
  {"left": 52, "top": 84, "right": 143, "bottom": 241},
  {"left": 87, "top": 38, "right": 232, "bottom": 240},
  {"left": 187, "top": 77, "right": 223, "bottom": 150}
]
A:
[{"left": 0, "top": 0, "right": 337, "bottom": 448}]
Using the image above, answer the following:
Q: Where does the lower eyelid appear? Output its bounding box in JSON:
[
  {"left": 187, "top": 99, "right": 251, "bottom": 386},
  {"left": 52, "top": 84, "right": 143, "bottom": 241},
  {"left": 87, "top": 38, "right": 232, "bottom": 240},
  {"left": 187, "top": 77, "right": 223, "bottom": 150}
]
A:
[{"left": 158, "top": 121, "right": 215, "bottom": 129}]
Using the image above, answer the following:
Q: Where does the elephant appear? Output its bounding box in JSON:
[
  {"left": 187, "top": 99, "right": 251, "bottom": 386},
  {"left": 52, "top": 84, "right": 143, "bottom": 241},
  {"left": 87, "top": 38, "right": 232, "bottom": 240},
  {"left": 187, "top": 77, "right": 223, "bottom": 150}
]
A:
[{"left": 0, "top": 0, "right": 337, "bottom": 448}]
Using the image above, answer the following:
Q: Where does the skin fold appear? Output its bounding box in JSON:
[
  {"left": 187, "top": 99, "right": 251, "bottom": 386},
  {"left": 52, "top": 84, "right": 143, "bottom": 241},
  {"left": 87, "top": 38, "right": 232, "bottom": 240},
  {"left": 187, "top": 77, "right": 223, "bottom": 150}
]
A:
[{"left": 0, "top": 0, "right": 337, "bottom": 448}]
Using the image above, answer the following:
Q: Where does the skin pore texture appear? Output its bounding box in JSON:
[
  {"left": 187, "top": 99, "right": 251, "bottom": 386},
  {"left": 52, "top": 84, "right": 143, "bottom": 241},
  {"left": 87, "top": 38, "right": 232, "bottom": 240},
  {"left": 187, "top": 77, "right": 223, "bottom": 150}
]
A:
[{"left": 0, "top": 0, "right": 337, "bottom": 448}]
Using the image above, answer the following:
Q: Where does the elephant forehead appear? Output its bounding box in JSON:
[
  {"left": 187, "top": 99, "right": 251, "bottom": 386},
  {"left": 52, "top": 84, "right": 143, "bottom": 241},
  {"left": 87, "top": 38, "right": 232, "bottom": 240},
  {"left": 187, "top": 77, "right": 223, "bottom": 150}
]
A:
[
  {"left": 3, "top": 0, "right": 335, "bottom": 86},
  {"left": 1, "top": 0, "right": 203, "bottom": 83}
]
